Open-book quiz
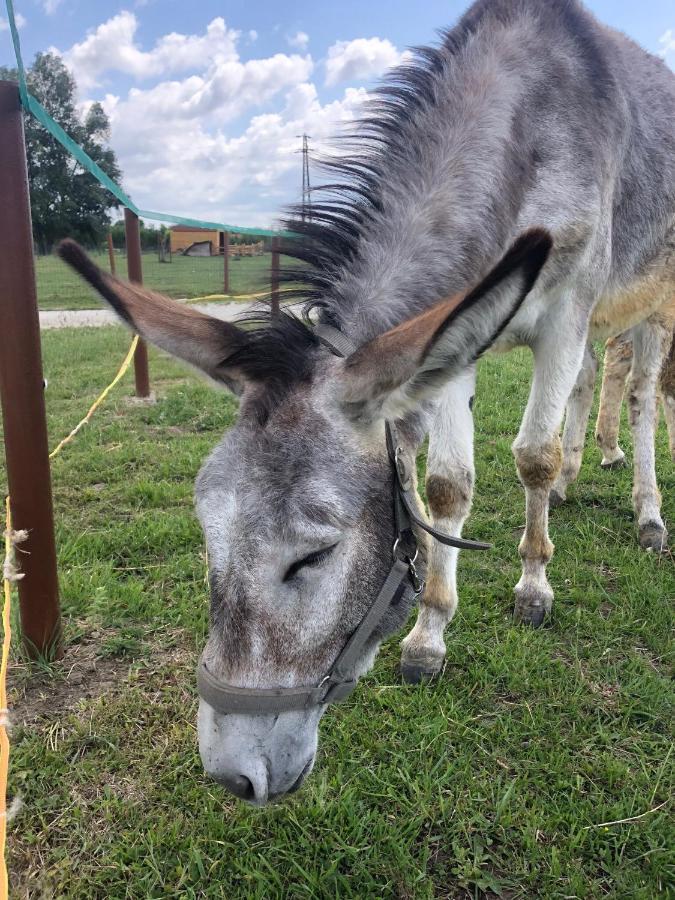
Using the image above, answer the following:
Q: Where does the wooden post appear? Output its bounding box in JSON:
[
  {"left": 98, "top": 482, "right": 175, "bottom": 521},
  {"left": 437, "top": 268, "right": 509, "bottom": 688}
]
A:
[
  {"left": 123, "top": 208, "right": 151, "bottom": 398},
  {"left": 107, "top": 231, "right": 116, "bottom": 274},
  {"left": 0, "top": 81, "right": 61, "bottom": 658},
  {"left": 223, "top": 230, "right": 229, "bottom": 295},
  {"left": 271, "top": 236, "right": 280, "bottom": 316}
]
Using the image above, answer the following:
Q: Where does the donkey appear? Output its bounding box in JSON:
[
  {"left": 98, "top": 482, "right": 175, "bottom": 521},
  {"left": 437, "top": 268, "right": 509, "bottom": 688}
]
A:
[
  {"left": 551, "top": 302, "right": 675, "bottom": 550},
  {"left": 60, "top": 0, "right": 675, "bottom": 805},
  {"left": 594, "top": 314, "right": 675, "bottom": 471}
]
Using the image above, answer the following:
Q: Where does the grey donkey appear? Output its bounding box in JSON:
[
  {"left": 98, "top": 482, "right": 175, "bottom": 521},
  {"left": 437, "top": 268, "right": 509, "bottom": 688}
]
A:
[{"left": 60, "top": 0, "right": 675, "bottom": 805}]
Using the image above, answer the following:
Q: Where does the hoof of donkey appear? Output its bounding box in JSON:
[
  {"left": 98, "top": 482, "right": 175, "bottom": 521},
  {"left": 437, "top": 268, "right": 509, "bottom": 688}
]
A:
[
  {"left": 400, "top": 656, "right": 444, "bottom": 684},
  {"left": 600, "top": 455, "right": 626, "bottom": 470},
  {"left": 638, "top": 522, "right": 668, "bottom": 553},
  {"left": 513, "top": 585, "right": 552, "bottom": 628},
  {"left": 549, "top": 488, "right": 566, "bottom": 508}
]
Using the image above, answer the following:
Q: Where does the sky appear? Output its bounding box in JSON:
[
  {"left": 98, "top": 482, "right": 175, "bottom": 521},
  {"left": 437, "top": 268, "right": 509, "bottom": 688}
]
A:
[{"left": 1, "top": 0, "right": 674, "bottom": 230}]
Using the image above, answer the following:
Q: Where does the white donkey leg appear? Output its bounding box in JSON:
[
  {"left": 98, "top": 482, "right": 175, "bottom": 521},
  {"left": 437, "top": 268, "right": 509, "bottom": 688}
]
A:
[
  {"left": 595, "top": 333, "right": 633, "bottom": 468},
  {"left": 550, "top": 342, "right": 598, "bottom": 506},
  {"left": 400, "top": 368, "right": 475, "bottom": 683},
  {"left": 628, "top": 319, "right": 671, "bottom": 552},
  {"left": 512, "top": 324, "right": 588, "bottom": 626}
]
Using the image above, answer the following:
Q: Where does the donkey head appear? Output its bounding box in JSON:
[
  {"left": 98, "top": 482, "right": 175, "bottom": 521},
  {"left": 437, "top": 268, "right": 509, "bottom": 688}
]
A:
[{"left": 59, "top": 229, "right": 550, "bottom": 805}]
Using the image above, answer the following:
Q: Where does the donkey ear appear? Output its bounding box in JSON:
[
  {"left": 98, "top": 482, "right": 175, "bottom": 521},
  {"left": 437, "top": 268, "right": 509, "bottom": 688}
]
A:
[
  {"left": 58, "top": 240, "right": 250, "bottom": 393},
  {"left": 339, "top": 229, "right": 552, "bottom": 424}
]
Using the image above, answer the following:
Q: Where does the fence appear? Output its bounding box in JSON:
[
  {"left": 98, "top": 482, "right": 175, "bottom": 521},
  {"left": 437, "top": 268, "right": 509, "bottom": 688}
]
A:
[{"left": 0, "top": 46, "right": 289, "bottom": 662}]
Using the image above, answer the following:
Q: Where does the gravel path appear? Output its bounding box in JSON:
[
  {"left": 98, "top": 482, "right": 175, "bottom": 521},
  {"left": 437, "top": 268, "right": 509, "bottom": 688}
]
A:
[{"left": 39, "top": 301, "right": 254, "bottom": 329}]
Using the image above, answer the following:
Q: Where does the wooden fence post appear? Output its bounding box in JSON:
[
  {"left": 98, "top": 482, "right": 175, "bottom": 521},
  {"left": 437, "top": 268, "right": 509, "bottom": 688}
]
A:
[
  {"left": 107, "top": 231, "right": 116, "bottom": 274},
  {"left": 0, "top": 81, "right": 61, "bottom": 658},
  {"left": 223, "top": 230, "right": 229, "bottom": 295},
  {"left": 123, "top": 208, "right": 151, "bottom": 398}
]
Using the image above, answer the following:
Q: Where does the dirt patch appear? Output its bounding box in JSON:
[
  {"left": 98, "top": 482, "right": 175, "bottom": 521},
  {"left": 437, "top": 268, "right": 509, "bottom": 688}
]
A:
[
  {"left": 9, "top": 624, "right": 194, "bottom": 729},
  {"left": 597, "top": 562, "right": 619, "bottom": 594}
]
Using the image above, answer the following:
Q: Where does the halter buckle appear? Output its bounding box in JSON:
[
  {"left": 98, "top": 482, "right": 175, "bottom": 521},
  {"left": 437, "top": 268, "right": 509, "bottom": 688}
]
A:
[{"left": 394, "top": 446, "right": 413, "bottom": 491}]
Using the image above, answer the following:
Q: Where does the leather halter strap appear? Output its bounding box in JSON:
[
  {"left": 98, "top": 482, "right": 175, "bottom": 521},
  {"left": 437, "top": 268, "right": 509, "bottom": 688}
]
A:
[{"left": 196, "top": 322, "right": 490, "bottom": 715}]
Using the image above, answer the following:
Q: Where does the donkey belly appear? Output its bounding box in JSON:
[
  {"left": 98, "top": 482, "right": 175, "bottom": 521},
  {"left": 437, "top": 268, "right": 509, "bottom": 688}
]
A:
[{"left": 590, "top": 231, "right": 675, "bottom": 341}]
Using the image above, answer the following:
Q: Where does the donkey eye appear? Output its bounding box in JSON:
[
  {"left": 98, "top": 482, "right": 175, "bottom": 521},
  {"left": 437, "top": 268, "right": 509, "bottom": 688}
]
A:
[{"left": 283, "top": 545, "right": 338, "bottom": 582}]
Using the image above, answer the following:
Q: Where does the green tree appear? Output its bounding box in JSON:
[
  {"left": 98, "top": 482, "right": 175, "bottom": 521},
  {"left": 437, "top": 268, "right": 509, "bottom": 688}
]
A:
[{"left": 0, "top": 53, "right": 122, "bottom": 252}]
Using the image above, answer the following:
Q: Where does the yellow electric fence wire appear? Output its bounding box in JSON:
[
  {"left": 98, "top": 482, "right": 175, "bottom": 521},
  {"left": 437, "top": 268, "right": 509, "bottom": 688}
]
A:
[
  {"left": 184, "top": 289, "right": 293, "bottom": 304},
  {"left": 0, "top": 498, "right": 13, "bottom": 900},
  {"left": 48, "top": 335, "right": 139, "bottom": 459},
  {"left": 0, "top": 334, "right": 140, "bottom": 899}
]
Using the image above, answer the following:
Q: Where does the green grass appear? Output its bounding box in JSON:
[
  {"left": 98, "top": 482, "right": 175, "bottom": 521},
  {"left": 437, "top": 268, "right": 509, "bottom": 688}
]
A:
[
  {"left": 2, "top": 327, "right": 673, "bottom": 898},
  {"left": 35, "top": 250, "right": 279, "bottom": 310}
]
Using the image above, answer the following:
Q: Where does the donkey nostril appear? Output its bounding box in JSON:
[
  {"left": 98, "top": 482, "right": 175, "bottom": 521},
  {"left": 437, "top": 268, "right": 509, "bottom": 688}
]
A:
[{"left": 218, "top": 773, "right": 255, "bottom": 801}]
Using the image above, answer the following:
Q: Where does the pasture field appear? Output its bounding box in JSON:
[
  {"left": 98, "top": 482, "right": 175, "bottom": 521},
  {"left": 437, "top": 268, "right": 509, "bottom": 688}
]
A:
[
  {"left": 1, "top": 326, "right": 673, "bottom": 898},
  {"left": 34, "top": 251, "right": 277, "bottom": 310}
]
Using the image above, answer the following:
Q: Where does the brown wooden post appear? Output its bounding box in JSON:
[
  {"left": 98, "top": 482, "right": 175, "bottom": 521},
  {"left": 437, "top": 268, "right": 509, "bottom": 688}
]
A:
[
  {"left": 107, "top": 231, "right": 116, "bottom": 274},
  {"left": 223, "top": 230, "right": 229, "bottom": 295},
  {"left": 271, "top": 236, "right": 280, "bottom": 316},
  {"left": 0, "top": 81, "right": 61, "bottom": 658},
  {"left": 123, "top": 208, "right": 151, "bottom": 398}
]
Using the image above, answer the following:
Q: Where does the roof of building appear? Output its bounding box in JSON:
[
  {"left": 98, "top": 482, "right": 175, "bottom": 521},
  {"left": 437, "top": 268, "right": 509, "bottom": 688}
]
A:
[{"left": 169, "top": 225, "right": 219, "bottom": 233}]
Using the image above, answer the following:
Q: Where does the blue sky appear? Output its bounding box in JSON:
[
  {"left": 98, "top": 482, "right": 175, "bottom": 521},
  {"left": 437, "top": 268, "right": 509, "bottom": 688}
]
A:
[{"left": 1, "top": 0, "right": 674, "bottom": 228}]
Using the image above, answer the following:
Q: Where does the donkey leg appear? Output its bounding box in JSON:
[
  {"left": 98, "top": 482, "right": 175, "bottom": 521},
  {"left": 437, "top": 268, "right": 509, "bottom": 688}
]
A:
[
  {"left": 550, "top": 342, "right": 598, "bottom": 506},
  {"left": 660, "top": 329, "right": 675, "bottom": 462},
  {"left": 400, "top": 368, "right": 475, "bottom": 683},
  {"left": 595, "top": 333, "right": 633, "bottom": 468},
  {"left": 628, "top": 319, "right": 671, "bottom": 552},
  {"left": 512, "top": 328, "right": 588, "bottom": 626}
]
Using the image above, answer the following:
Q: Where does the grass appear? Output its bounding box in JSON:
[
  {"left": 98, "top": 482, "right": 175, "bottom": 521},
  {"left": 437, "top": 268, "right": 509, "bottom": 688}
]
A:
[
  {"left": 1, "top": 326, "right": 673, "bottom": 898},
  {"left": 35, "top": 250, "right": 279, "bottom": 310}
]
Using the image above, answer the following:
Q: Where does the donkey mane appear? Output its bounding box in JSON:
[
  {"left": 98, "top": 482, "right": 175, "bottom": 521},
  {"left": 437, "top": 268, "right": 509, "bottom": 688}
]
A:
[
  {"left": 236, "top": 0, "right": 618, "bottom": 388},
  {"left": 276, "top": 0, "right": 613, "bottom": 325}
]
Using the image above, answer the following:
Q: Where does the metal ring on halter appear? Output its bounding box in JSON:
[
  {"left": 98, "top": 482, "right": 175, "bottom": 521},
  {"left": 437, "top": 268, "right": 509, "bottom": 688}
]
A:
[{"left": 392, "top": 537, "right": 418, "bottom": 564}]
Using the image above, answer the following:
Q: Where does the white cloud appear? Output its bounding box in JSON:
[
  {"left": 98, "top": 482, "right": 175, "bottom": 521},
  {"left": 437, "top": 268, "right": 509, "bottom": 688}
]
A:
[
  {"left": 63, "top": 13, "right": 241, "bottom": 90},
  {"left": 659, "top": 28, "right": 675, "bottom": 66},
  {"left": 0, "top": 12, "right": 26, "bottom": 30},
  {"left": 43, "top": 0, "right": 63, "bottom": 14},
  {"left": 288, "top": 31, "right": 309, "bottom": 50},
  {"left": 54, "top": 14, "right": 378, "bottom": 227},
  {"left": 248, "top": 30, "right": 258, "bottom": 42},
  {"left": 324, "top": 36, "right": 407, "bottom": 86},
  {"left": 100, "top": 80, "right": 368, "bottom": 226}
]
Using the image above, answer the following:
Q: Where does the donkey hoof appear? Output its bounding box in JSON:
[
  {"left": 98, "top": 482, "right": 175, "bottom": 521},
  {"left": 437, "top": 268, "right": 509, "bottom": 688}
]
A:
[
  {"left": 549, "top": 488, "right": 566, "bottom": 508},
  {"left": 600, "top": 455, "right": 626, "bottom": 470},
  {"left": 400, "top": 656, "right": 444, "bottom": 684},
  {"left": 513, "top": 585, "right": 552, "bottom": 628},
  {"left": 638, "top": 522, "right": 668, "bottom": 553}
]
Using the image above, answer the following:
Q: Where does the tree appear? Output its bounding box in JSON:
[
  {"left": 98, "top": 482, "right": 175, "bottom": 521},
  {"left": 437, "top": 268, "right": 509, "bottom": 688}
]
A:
[
  {"left": 0, "top": 53, "right": 122, "bottom": 252},
  {"left": 109, "top": 219, "right": 168, "bottom": 251}
]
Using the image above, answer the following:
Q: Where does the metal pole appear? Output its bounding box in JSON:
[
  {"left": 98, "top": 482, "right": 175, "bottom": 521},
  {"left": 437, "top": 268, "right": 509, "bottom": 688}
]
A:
[
  {"left": 123, "top": 208, "right": 151, "bottom": 398},
  {"left": 0, "top": 81, "right": 61, "bottom": 658},
  {"left": 223, "top": 230, "right": 229, "bottom": 295},
  {"left": 107, "top": 231, "right": 116, "bottom": 274},
  {"left": 271, "top": 237, "right": 280, "bottom": 317}
]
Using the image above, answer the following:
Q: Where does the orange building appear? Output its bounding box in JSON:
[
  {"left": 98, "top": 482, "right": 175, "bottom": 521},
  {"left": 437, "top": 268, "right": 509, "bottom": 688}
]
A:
[{"left": 169, "top": 225, "right": 225, "bottom": 255}]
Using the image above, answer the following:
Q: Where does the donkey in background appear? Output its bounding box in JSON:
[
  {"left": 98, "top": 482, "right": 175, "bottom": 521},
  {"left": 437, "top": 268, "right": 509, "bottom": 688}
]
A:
[
  {"left": 595, "top": 315, "right": 675, "bottom": 469},
  {"left": 61, "top": 0, "right": 675, "bottom": 804}
]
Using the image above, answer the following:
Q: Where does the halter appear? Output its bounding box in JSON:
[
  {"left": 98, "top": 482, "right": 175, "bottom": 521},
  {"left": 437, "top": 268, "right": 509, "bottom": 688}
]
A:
[{"left": 196, "top": 324, "right": 491, "bottom": 715}]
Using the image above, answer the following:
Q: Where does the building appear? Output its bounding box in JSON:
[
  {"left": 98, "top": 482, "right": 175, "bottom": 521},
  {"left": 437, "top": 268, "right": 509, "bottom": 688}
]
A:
[{"left": 169, "top": 225, "right": 225, "bottom": 256}]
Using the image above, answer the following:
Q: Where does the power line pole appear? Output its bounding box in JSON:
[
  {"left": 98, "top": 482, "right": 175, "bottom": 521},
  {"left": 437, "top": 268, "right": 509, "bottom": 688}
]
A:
[{"left": 297, "top": 133, "right": 311, "bottom": 222}]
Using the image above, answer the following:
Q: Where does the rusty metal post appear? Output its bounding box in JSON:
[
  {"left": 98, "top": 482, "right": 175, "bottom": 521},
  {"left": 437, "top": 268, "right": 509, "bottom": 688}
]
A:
[
  {"left": 107, "top": 231, "right": 116, "bottom": 274},
  {"left": 0, "top": 81, "right": 61, "bottom": 658},
  {"left": 123, "top": 208, "right": 151, "bottom": 398},
  {"left": 271, "top": 236, "right": 280, "bottom": 316},
  {"left": 223, "top": 230, "right": 230, "bottom": 295}
]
